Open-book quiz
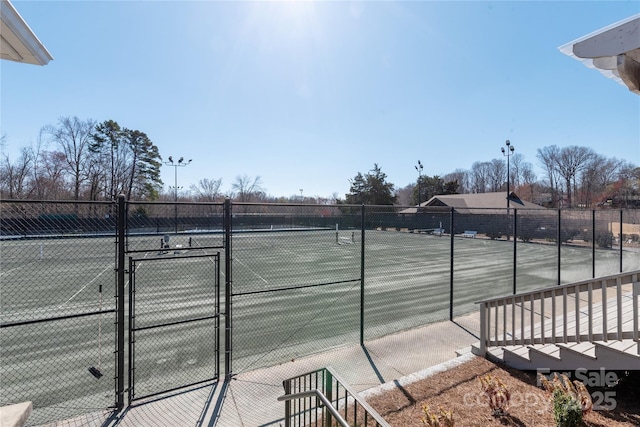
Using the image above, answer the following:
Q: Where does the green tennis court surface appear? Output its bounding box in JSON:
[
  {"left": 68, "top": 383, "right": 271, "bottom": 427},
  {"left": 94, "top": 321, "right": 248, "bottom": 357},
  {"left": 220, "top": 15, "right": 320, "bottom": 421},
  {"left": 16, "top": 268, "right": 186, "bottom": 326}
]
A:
[{"left": 1, "top": 229, "right": 638, "bottom": 424}]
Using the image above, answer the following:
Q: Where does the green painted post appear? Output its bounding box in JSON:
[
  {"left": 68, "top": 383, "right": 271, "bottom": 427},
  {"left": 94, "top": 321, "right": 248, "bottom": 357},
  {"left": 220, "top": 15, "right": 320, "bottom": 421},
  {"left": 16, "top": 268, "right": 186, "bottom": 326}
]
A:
[{"left": 325, "top": 370, "right": 333, "bottom": 427}]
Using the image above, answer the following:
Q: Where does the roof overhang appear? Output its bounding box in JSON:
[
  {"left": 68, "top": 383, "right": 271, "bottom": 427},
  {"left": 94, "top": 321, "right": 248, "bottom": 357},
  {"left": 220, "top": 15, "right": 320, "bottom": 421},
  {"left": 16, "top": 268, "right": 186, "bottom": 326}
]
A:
[
  {"left": 0, "top": 0, "right": 52, "bottom": 65},
  {"left": 560, "top": 14, "right": 640, "bottom": 95}
]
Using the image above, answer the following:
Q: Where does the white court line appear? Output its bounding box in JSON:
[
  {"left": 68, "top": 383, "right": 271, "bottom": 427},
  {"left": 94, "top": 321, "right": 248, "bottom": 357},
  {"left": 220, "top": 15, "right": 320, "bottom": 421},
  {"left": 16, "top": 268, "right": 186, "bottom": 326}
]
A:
[
  {"left": 60, "top": 237, "right": 159, "bottom": 304},
  {"left": 0, "top": 260, "right": 39, "bottom": 276},
  {"left": 124, "top": 250, "right": 159, "bottom": 289},
  {"left": 278, "top": 247, "right": 298, "bottom": 257},
  {"left": 58, "top": 265, "right": 112, "bottom": 308},
  {"left": 207, "top": 253, "right": 225, "bottom": 278},
  {"left": 234, "top": 257, "right": 268, "bottom": 284}
]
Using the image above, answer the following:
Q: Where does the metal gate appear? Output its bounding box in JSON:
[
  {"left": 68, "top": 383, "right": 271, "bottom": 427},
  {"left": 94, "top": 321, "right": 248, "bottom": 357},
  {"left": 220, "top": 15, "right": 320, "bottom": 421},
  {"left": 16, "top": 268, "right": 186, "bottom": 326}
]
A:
[{"left": 128, "top": 252, "right": 220, "bottom": 402}]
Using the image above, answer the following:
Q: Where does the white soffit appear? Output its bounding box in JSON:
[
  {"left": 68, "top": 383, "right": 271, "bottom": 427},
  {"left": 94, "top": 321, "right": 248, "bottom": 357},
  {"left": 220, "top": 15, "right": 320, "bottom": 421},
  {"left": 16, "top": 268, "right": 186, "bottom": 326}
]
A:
[
  {"left": 0, "top": 0, "right": 52, "bottom": 65},
  {"left": 559, "top": 14, "right": 640, "bottom": 95}
]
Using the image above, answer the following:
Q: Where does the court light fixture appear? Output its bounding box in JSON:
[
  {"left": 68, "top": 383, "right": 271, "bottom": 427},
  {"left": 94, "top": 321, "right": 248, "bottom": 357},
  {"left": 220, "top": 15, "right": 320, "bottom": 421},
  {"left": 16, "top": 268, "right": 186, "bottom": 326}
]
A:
[
  {"left": 501, "top": 140, "right": 515, "bottom": 210},
  {"left": 164, "top": 156, "right": 192, "bottom": 233},
  {"left": 415, "top": 160, "right": 423, "bottom": 206},
  {"left": 164, "top": 156, "right": 192, "bottom": 202}
]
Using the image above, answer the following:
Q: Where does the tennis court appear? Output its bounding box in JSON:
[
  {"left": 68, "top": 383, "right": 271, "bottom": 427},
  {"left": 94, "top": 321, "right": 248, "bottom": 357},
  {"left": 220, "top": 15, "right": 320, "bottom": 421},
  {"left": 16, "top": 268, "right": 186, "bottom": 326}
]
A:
[{"left": 2, "top": 222, "right": 639, "bottom": 425}]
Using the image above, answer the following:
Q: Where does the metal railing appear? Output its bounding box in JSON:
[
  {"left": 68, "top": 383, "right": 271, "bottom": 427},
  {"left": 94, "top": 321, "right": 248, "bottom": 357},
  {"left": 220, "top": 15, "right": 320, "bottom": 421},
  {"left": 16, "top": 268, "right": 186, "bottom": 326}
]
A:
[
  {"left": 279, "top": 366, "right": 390, "bottom": 427},
  {"left": 477, "top": 270, "right": 640, "bottom": 355}
]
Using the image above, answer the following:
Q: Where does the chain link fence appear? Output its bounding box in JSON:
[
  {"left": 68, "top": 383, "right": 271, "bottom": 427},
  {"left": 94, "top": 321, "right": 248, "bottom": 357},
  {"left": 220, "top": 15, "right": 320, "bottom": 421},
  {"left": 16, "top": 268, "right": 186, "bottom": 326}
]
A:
[
  {"left": 228, "top": 203, "right": 362, "bottom": 374},
  {"left": 1, "top": 200, "right": 118, "bottom": 426},
  {"left": 1, "top": 199, "right": 639, "bottom": 425}
]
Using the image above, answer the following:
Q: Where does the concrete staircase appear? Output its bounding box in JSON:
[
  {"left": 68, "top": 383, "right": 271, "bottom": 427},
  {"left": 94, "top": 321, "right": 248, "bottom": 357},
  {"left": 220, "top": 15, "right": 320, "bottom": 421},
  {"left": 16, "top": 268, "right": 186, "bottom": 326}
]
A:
[{"left": 473, "top": 271, "right": 640, "bottom": 371}]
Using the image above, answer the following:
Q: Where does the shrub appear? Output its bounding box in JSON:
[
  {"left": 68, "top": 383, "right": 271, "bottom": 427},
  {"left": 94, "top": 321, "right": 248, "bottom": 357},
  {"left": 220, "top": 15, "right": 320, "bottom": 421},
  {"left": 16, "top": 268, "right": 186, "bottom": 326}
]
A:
[
  {"left": 478, "top": 374, "right": 510, "bottom": 416},
  {"left": 595, "top": 233, "right": 614, "bottom": 248},
  {"left": 517, "top": 232, "right": 533, "bottom": 243},
  {"left": 539, "top": 372, "right": 593, "bottom": 426},
  {"left": 559, "top": 227, "right": 579, "bottom": 244},
  {"left": 552, "top": 388, "right": 583, "bottom": 427},
  {"left": 420, "top": 405, "right": 454, "bottom": 427}
]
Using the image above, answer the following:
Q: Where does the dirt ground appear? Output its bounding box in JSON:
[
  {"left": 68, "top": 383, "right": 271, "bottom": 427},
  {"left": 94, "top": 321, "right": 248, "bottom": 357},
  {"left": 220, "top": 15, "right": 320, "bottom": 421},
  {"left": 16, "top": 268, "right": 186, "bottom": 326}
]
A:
[{"left": 366, "top": 356, "right": 639, "bottom": 426}]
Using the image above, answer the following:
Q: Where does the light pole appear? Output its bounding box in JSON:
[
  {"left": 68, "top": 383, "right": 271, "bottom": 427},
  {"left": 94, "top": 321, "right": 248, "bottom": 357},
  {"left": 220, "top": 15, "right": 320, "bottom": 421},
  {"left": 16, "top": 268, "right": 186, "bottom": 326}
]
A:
[
  {"left": 415, "top": 160, "right": 423, "bottom": 206},
  {"left": 299, "top": 189, "right": 303, "bottom": 202},
  {"left": 501, "top": 140, "right": 515, "bottom": 209},
  {"left": 164, "top": 156, "right": 191, "bottom": 233}
]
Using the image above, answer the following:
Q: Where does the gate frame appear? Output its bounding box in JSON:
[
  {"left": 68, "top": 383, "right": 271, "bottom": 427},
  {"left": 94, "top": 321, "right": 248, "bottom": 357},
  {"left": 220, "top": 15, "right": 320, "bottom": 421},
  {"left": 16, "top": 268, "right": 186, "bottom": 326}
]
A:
[{"left": 127, "top": 252, "right": 221, "bottom": 403}]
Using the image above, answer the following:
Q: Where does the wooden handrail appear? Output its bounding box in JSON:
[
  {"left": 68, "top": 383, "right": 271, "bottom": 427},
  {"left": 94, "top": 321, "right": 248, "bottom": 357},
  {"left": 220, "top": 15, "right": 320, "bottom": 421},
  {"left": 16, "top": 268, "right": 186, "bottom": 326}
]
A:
[{"left": 477, "top": 270, "right": 640, "bottom": 356}]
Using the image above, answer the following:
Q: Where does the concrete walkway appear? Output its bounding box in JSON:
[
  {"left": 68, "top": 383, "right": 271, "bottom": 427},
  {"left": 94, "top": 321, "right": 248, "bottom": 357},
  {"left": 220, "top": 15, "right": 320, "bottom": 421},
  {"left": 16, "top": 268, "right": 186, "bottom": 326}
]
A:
[{"left": 52, "top": 313, "right": 480, "bottom": 427}]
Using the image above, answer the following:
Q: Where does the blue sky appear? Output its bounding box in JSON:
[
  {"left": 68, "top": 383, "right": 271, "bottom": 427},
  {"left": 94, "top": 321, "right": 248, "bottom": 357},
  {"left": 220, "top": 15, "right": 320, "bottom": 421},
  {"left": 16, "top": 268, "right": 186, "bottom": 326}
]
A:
[{"left": 2, "top": 1, "right": 639, "bottom": 200}]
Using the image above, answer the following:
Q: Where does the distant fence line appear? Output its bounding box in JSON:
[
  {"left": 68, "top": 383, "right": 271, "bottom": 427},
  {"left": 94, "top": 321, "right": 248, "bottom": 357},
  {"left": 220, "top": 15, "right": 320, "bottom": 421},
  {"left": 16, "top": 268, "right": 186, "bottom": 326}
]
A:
[
  {"left": 0, "top": 197, "right": 639, "bottom": 426},
  {"left": 3, "top": 200, "right": 638, "bottom": 240}
]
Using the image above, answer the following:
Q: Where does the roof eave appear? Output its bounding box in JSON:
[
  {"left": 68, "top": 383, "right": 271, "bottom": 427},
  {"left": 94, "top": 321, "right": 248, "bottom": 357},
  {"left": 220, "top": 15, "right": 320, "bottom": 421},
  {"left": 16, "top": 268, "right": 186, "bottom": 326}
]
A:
[
  {"left": 559, "top": 14, "right": 640, "bottom": 95},
  {"left": 0, "top": 0, "right": 53, "bottom": 66}
]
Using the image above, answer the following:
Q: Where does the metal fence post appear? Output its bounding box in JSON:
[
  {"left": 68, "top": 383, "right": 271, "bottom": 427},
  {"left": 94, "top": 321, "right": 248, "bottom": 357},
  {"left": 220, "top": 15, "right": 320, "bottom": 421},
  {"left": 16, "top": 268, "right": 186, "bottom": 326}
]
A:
[
  {"left": 116, "top": 195, "right": 125, "bottom": 410},
  {"left": 513, "top": 209, "right": 517, "bottom": 294},
  {"left": 360, "top": 204, "right": 365, "bottom": 346},
  {"left": 449, "top": 207, "right": 454, "bottom": 321},
  {"left": 224, "top": 198, "right": 233, "bottom": 380},
  {"left": 619, "top": 209, "right": 623, "bottom": 273}
]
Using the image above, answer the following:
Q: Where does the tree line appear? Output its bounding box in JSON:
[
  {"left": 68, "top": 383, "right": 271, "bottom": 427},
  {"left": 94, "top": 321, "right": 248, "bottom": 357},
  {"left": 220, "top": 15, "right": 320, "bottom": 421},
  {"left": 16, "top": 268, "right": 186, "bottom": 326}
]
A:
[
  {"left": 1, "top": 117, "right": 163, "bottom": 201},
  {"left": 347, "top": 147, "right": 638, "bottom": 208},
  {"left": 2, "top": 116, "right": 638, "bottom": 208}
]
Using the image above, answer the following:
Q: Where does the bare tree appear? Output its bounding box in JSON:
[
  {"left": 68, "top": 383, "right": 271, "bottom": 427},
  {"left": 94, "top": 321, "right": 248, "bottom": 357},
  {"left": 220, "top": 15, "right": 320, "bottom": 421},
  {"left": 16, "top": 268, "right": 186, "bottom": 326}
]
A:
[
  {"left": 579, "top": 154, "right": 621, "bottom": 207},
  {"left": 442, "top": 169, "right": 469, "bottom": 194},
  {"left": 396, "top": 184, "right": 414, "bottom": 205},
  {"left": 618, "top": 162, "right": 640, "bottom": 195},
  {"left": 231, "top": 175, "right": 265, "bottom": 202},
  {"left": 37, "top": 151, "right": 69, "bottom": 199},
  {"left": 488, "top": 158, "right": 506, "bottom": 192},
  {"left": 190, "top": 178, "right": 223, "bottom": 202},
  {"left": 470, "top": 161, "right": 491, "bottom": 193},
  {"left": 41, "top": 116, "right": 96, "bottom": 200},
  {"left": 537, "top": 145, "right": 561, "bottom": 207},
  {"left": 0, "top": 147, "right": 33, "bottom": 199},
  {"left": 555, "top": 145, "right": 595, "bottom": 208}
]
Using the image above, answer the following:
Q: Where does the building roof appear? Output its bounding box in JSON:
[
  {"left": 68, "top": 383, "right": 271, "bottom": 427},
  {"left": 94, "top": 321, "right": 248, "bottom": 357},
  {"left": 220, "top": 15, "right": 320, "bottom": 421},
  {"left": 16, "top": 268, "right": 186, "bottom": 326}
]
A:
[
  {"left": 400, "top": 192, "right": 546, "bottom": 215},
  {"left": 1, "top": 0, "right": 52, "bottom": 65},
  {"left": 559, "top": 14, "right": 640, "bottom": 95}
]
